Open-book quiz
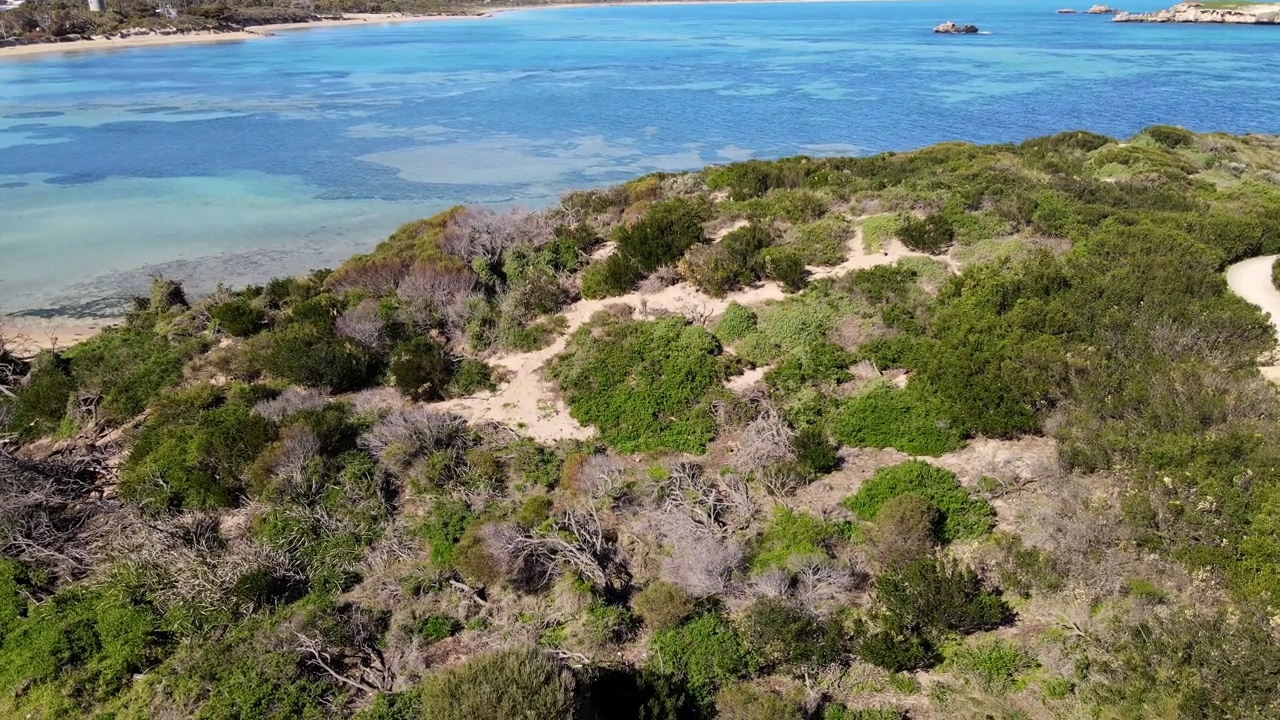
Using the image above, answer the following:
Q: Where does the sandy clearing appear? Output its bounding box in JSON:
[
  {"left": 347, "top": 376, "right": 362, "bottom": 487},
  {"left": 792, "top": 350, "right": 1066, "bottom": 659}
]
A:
[{"left": 1, "top": 317, "right": 109, "bottom": 354}]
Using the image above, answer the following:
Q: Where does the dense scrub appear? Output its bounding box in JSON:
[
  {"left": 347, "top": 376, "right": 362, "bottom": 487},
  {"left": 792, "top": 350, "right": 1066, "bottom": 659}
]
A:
[{"left": 5, "top": 127, "right": 1280, "bottom": 718}]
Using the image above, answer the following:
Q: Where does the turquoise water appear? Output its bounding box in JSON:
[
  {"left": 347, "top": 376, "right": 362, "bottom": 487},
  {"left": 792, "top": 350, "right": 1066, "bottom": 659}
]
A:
[{"left": 2, "top": 0, "right": 1279, "bottom": 315}]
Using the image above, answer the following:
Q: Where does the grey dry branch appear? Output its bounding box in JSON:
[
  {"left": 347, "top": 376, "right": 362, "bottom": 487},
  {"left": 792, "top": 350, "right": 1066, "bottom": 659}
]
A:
[{"left": 440, "top": 207, "right": 557, "bottom": 265}]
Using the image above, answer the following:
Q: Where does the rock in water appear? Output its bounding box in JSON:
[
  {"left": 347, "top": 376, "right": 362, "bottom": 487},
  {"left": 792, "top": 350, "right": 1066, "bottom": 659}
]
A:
[
  {"left": 933, "top": 21, "right": 981, "bottom": 33},
  {"left": 1087, "top": 4, "right": 1120, "bottom": 13},
  {"left": 1114, "top": 1, "right": 1280, "bottom": 23},
  {"left": 1057, "top": 8, "right": 1079, "bottom": 13}
]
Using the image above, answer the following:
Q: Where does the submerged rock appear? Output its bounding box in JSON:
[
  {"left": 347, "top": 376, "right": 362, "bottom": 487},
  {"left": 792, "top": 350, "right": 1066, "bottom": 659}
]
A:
[
  {"left": 934, "top": 21, "right": 981, "bottom": 33},
  {"left": 1114, "top": 1, "right": 1280, "bottom": 23},
  {"left": 1058, "top": 8, "right": 1079, "bottom": 13}
]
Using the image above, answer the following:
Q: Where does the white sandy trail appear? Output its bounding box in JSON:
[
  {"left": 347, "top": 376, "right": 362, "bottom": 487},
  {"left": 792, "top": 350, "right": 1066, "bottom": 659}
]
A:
[{"left": 1225, "top": 254, "right": 1280, "bottom": 382}]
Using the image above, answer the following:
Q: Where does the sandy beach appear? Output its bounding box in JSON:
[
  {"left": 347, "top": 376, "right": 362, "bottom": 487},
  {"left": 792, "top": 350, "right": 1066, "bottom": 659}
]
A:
[
  {"left": 0, "top": 0, "right": 892, "bottom": 61},
  {"left": 1, "top": 317, "right": 111, "bottom": 354}
]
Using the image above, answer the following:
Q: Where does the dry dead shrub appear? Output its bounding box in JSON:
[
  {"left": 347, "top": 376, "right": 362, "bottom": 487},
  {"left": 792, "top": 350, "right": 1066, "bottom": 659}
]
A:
[
  {"left": 440, "top": 207, "right": 556, "bottom": 265},
  {"left": 396, "top": 265, "right": 477, "bottom": 337},
  {"left": 336, "top": 299, "right": 388, "bottom": 350},
  {"left": 252, "top": 387, "right": 331, "bottom": 422},
  {"left": 0, "top": 450, "right": 116, "bottom": 583},
  {"left": 733, "top": 400, "right": 796, "bottom": 475},
  {"left": 655, "top": 508, "right": 745, "bottom": 598},
  {"left": 327, "top": 257, "right": 411, "bottom": 296},
  {"left": 359, "top": 407, "right": 472, "bottom": 476},
  {"left": 637, "top": 265, "right": 682, "bottom": 294}
]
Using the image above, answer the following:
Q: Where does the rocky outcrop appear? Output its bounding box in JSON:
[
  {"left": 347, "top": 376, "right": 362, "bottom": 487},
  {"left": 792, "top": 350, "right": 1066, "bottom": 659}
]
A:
[
  {"left": 934, "top": 21, "right": 980, "bottom": 33},
  {"left": 1058, "top": 8, "right": 1079, "bottom": 13},
  {"left": 1087, "top": 4, "right": 1120, "bottom": 13},
  {"left": 1114, "top": 1, "right": 1280, "bottom": 23}
]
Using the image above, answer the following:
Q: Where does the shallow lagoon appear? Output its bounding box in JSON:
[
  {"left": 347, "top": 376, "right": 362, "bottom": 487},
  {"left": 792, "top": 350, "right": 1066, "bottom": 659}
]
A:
[{"left": 2, "top": 0, "right": 1279, "bottom": 315}]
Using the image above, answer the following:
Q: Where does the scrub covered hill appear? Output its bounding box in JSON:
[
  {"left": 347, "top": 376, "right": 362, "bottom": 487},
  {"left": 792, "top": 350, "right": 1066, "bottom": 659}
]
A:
[{"left": 4, "top": 126, "right": 1280, "bottom": 719}]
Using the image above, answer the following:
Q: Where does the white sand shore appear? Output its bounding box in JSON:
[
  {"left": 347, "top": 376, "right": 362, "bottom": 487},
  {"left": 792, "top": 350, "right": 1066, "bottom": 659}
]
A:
[
  {"left": 1, "top": 317, "right": 111, "bottom": 354},
  {"left": 0, "top": 0, "right": 902, "bottom": 61}
]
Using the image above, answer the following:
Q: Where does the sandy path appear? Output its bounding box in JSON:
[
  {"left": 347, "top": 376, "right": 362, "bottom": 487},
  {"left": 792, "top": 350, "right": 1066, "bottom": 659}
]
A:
[
  {"left": 1, "top": 317, "right": 108, "bottom": 354},
  {"left": 1225, "top": 254, "right": 1280, "bottom": 382}
]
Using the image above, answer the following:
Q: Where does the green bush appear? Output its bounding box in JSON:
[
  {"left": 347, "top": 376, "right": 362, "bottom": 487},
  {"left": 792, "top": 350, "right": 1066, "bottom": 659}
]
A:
[
  {"left": 250, "top": 323, "right": 381, "bottom": 392},
  {"left": 875, "top": 558, "right": 1010, "bottom": 638},
  {"left": 1272, "top": 257, "right": 1280, "bottom": 292},
  {"left": 750, "top": 507, "right": 839, "bottom": 571},
  {"left": 830, "top": 382, "right": 964, "bottom": 457},
  {"left": 1141, "top": 124, "right": 1196, "bottom": 149},
  {"left": 791, "top": 426, "right": 838, "bottom": 475},
  {"left": 861, "top": 214, "right": 902, "bottom": 254},
  {"left": 3, "top": 355, "right": 75, "bottom": 441},
  {"left": 737, "top": 598, "right": 842, "bottom": 672},
  {"left": 416, "top": 647, "right": 576, "bottom": 720},
  {"left": 764, "top": 339, "right": 852, "bottom": 395},
  {"left": 897, "top": 212, "right": 955, "bottom": 255},
  {"left": 417, "top": 499, "right": 475, "bottom": 568},
  {"left": 632, "top": 581, "right": 695, "bottom": 631},
  {"left": 63, "top": 326, "right": 206, "bottom": 423},
  {"left": 547, "top": 315, "right": 731, "bottom": 454},
  {"left": 867, "top": 492, "right": 939, "bottom": 568},
  {"left": 942, "top": 638, "right": 1039, "bottom": 692},
  {"left": 211, "top": 297, "right": 268, "bottom": 337},
  {"left": 415, "top": 614, "right": 460, "bottom": 644},
  {"left": 651, "top": 612, "right": 755, "bottom": 709},
  {"left": 388, "top": 336, "right": 453, "bottom": 401},
  {"left": 715, "top": 682, "right": 806, "bottom": 720},
  {"left": 794, "top": 216, "right": 851, "bottom": 266},
  {"left": 680, "top": 223, "right": 771, "bottom": 297},
  {"left": 762, "top": 246, "right": 808, "bottom": 292},
  {"left": 584, "top": 198, "right": 711, "bottom": 297},
  {"left": 120, "top": 385, "right": 277, "bottom": 513},
  {"left": 713, "top": 302, "right": 759, "bottom": 345},
  {"left": 448, "top": 358, "right": 497, "bottom": 397},
  {"left": 842, "top": 461, "right": 994, "bottom": 542},
  {"left": 580, "top": 255, "right": 641, "bottom": 299},
  {"left": 0, "top": 585, "right": 170, "bottom": 704}
]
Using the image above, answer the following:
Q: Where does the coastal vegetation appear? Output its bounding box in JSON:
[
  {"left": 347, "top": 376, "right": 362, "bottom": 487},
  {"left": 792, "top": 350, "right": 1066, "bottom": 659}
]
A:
[{"left": 4, "top": 127, "right": 1280, "bottom": 718}]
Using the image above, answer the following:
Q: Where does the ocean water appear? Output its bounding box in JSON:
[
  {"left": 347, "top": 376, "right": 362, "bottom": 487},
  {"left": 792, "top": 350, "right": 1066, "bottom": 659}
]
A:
[{"left": 2, "top": 0, "right": 1279, "bottom": 316}]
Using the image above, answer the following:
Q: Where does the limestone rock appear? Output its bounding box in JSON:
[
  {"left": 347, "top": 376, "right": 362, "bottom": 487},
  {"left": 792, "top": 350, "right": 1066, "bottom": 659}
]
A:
[
  {"left": 934, "top": 20, "right": 980, "bottom": 33},
  {"left": 1087, "top": 4, "right": 1120, "bottom": 13},
  {"left": 1114, "top": 1, "right": 1280, "bottom": 23}
]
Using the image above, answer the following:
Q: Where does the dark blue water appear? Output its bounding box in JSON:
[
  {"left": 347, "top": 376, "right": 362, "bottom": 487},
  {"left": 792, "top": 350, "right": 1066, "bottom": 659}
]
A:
[{"left": 2, "top": 0, "right": 1278, "bottom": 314}]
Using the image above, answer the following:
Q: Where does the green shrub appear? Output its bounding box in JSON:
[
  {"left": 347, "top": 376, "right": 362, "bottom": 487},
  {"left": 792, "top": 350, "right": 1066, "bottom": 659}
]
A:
[
  {"left": 1141, "top": 124, "right": 1196, "bottom": 149},
  {"left": 867, "top": 492, "right": 939, "bottom": 568},
  {"left": 764, "top": 339, "right": 852, "bottom": 395},
  {"left": 987, "top": 533, "right": 1064, "bottom": 598},
  {"left": 251, "top": 323, "right": 381, "bottom": 392},
  {"left": 794, "top": 216, "right": 851, "bottom": 266},
  {"left": 714, "top": 302, "right": 759, "bottom": 345},
  {"left": 63, "top": 326, "right": 206, "bottom": 422},
  {"left": 823, "top": 705, "right": 908, "bottom": 720},
  {"left": 706, "top": 158, "right": 810, "bottom": 201},
  {"left": 842, "top": 461, "right": 994, "bottom": 542},
  {"left": 715, "top": 682, "right": 806, "bottom": 720},
  {"left": 514, "top": 494, "right": 554, "bottom": 529},
  {"left": 762, "top": 246, "right": 808, "bottom": 292},
  {"left": 861, "top": 214, "right": 903, "bottom": 254},
  {"left": 1272, "top": 257, "right": 1280, "bottom": 292},
  {"left": 415, "top": 614, "right": 460, "bottom": 644},
  {"left": 3, "top": 355, "right": 74, "bottom": 441},
  {"left": 416, "top": 647, "right": 575, "bottom": 720},
  {"left": 874, "top": 558, "right": 1010, "bottom": 638},
  {"left": 120, "top": 385, "right": 277, "bottom": 513},
  {"left": 417, "top": 499, "right": 475, "bottom": 568},
  {"left": 580, "top": 667, "right": 699, "bottom": 720},
  {"left": 854, "top": 628, "right": 937, "bottom": 672},
  {"left": 791, "top": 426, "right": 838, "bottom": 475},
  {"left": 750, "top": 507, "right": 839, "bottom": 571},
  {"left": 943, "top": 638, "right": 1039, "bottom": 692},
  {"left": 830, "top": 383, "right": 964, "bottom": 457},
  {"left": 651, "top": 613, "right": 755, "bottom": 709},
  {"left": 448, "top": 358, "right": 497, "bottom": 397},
  {"left": 737, "top": 598, "right": 843, "bottom": 671},
  {"left": 548, "top": 315, "right": 730, "bottom": 454},
  {"left": 897, "top": 212, "right": 955, "bottom": 254},
  {"left": 388, "top": 336, "right": 453, "bottom": 401},
  {"left": 0, "top": 585, "right": 170, "bottom": 704},
  {"left": 632, "top": 581, "right": 694, "bottom": 631},
  {"left": 211, "top": 297, "right": 268, "bottom": 337},
  {"left": 580, "top": 255, "right": 641, "bottom": 299}
]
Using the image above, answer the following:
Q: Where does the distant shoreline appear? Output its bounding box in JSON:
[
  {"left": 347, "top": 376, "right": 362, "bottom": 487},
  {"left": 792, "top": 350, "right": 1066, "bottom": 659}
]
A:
[{"left": 0, "top": 0, "right": 903, "bottom": 61}]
